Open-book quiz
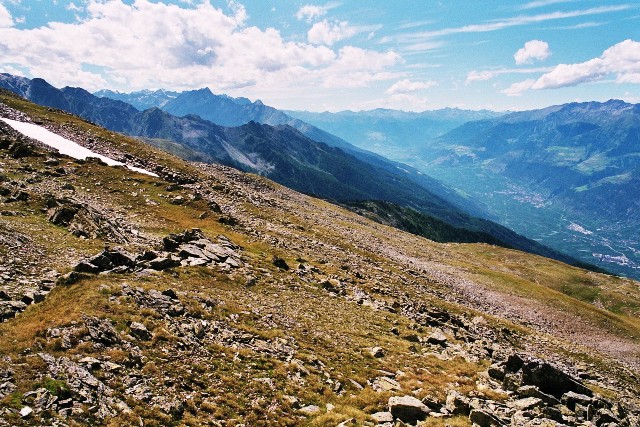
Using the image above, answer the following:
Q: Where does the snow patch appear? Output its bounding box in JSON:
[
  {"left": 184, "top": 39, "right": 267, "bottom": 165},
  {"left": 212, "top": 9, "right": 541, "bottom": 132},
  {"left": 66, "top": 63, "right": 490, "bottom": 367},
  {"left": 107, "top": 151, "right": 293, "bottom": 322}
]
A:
[{"left": 0, "top": 118, "right": 158, "bottom": 177}]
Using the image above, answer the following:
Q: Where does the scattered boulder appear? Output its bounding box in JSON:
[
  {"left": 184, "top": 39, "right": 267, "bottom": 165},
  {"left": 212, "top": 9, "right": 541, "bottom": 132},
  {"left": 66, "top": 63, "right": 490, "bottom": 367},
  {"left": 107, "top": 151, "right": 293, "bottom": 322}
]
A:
[
  {"left": 426, "top": 329, "right": 448, "bottom": 346},
  {"left": 445, "top": 390, "right": 470, "bottom": 416},
  {"left": 129, "top": 322, "right": 151, "bottom": 340},
  {"left": 71, "top": 229, "right": 243, "bottom": 277},
  {"left": 371, "top": 411, "right": 393, "bottom": 423},
  {"left": 521, "top": 358, "right": 592, "bottom": 398},
  {"left": 84, "top": 316, "right": 120, "bottom": 346},
  {"left": 515, "top": 385, "right": 560, "bottom": 406},
  {"left": 74, "top": 248, "right": 136, "bottom": 274},
  {"left": 46, "top": 197, "right": 134, "bottom": 243},
  {"left": 272, "top": 256, "right": 289, "bottom": 270},
  {"left": 487, "top": 363, "right": 505, "bottom": 380},
  {"left": 122, "top": 285, "right": 185, "bottom": 318},
  {"left": 593, "top": 408, "right": 620, "bottom": 425},
  {"left": 370, "top": 376, "right": 401, "bottom": 393},
  {"left": 0, "top": 301, "right": 28, "bottom": 322},
  {"left": 469, "top": 409, "right": 502, "bottom": 426},
  {"left": 562, "top": 391, "right": 593, "bottom": 411},
  {"left": 370, "top": 347, "right": 385, "bottom": 358},
  {"left": 299, "top": 404, "right": 320, "bottom": 415},
  {"left": 388, "top": 395, "right": 429, "bottom": 424},
  {"left": 19, "top": 406, "right": 33, "bottom": 418}
]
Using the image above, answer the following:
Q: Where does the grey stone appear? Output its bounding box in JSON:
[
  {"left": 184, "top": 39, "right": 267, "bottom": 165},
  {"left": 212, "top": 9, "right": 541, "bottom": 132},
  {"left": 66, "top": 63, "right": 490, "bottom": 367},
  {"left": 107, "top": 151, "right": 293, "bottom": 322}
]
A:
[
  {"left": 509, "top": 397, "right": 543, "bottom": 411},
  {"left": 521, "top": 359, "right": 592, "bottom": 398},
  {"left": 469, "top": 409, "right": 502, "bottom": 426},
  {"left": 299, "top": 405, "right": 320, "bottom": 415},
  {"left": 78, "top": 357, "right": 102, "bottom": 370},
  {"left": 446, "top": 390, "right": 470, "bottom": 416},
  {"left": 516, "top": 385, "right": 560, "bottom": 405},
  {"left": 562, "top": 391, "right": 593, "bottom": 411},
  {"left": 148, "top": 255, "right": 181, "bottom": 270},
  {"left": 370, "top": 347, "right": 385, "bottom": 358},
  {"left": 178, "top": 244, "right": 207, "bottom": 260},
  {"left": 388, "top": 395, "right": 429, "bottom": 424},
  {"left": 487, "top": 363, "right": 505, "bottom": 380},
  {"left": 74, "top": 260, "right": 100, "bottom": 274},
  {"left": 371, "top": 411, "right": 393, "bottom": 423},
  {"left": 85, "top": 316, "right": 120, "bottom": 346},
  {"left": 426, "top": 329, "right": 448, "bottom": 346},
  {"left": 129, "top": 322, "right": 151, "bottom": 340},
  {"left": 371, "top": 376, "right": 401, "bottom": 392},
  {"left": 593, "top": 408, "right": 619, "bottom": 426}
]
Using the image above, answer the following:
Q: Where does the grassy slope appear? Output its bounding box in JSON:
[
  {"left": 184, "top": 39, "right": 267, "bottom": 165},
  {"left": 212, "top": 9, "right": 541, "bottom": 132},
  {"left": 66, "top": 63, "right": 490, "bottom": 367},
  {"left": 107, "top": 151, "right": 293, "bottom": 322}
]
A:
[{"left": 1, "top": 91, "right": 639, "bottom": 426}]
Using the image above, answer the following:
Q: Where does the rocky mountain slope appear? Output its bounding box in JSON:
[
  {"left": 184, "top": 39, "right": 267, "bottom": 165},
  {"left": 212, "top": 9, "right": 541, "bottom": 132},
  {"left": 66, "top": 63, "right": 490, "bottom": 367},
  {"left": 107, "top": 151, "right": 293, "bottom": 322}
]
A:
[
  {"left": 94, "top": 85, "right": 496, "bottom": 218},
  {"left": 0, "top": 74, "right": 594, "bottom": 270},
  {"left": 289, "top": 98, "right": 640, "bottom": 280},
  {"left": 414, "top": 100, "right": 640, "bottom": 279},
  {"left": 1, "top": 83, "right": 640, "bottom": 426},
  {"left": 91, "top": 79, "right": 495, "bottom": 218},
  {"left": 95, "top": 86, "right": 354, "bottom": 152}
]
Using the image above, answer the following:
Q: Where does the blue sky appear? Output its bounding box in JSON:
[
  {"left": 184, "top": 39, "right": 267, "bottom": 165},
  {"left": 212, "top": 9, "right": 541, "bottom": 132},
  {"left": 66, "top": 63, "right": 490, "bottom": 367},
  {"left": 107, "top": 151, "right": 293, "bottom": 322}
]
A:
[{"left": 0, "top": 0, "right": 639, "bottom": 112}]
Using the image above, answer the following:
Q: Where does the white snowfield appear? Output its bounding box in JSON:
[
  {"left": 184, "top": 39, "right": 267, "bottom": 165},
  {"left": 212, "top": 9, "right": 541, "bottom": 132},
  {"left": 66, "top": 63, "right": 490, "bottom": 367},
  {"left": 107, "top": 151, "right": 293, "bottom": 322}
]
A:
[{"left": 0, "top": 117, "right": 158, "bottom": 177}]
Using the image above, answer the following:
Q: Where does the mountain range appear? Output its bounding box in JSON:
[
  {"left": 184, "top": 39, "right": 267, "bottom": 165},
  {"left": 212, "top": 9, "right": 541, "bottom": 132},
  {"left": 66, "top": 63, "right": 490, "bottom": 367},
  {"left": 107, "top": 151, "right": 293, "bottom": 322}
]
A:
[
  {"left": 293, "top": 99, "right": 640, "bottom": 279},
  {"left": 0, "top": 73, "right": 595, "bottom": 271}
]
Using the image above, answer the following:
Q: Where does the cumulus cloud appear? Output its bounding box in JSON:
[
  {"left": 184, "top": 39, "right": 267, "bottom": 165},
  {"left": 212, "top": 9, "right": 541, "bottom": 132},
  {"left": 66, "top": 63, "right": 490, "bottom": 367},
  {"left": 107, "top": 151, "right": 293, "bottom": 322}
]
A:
[
  {"left": 534, "top": 39, "right": 640, "bottom": 88},
  {"left": 514, "top": 40, "right": 551, "bottom": 64},
  {"left": 0, "top": 0, "right": 400, "bottom": 98},
  {"left": 386, "top": 79, "right": 437, "bottom": 95},
  {"left": 296, "top": 4, "right": 336, "bottom": 22},
  {"left": 504, "top": 39, "right": 640, "bottom": 95},
  {"left": 307, "top": 19, "right": 382, "bottom": 46},
  {"left": 0, "top": 3, "right": 13, "bottom": 28},
  {"left": 307, "top": 19, "right": 357, "bottom": 45}
]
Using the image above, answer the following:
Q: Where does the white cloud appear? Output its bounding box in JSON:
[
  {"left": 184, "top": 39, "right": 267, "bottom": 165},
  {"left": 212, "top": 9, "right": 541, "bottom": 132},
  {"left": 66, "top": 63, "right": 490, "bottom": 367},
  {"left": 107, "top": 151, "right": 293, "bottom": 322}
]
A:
[
  {"left": 386, "top": 79, "right": 436, "bottom": 95},
  {"left": 551, "top": 21, "right": 605, "bottom": 30},
  {"left": 520, "top": 0, "right": 574, "bottom": 10},
  {"left": 66, "top": 2, "right": 82, "bottom": 12},
  {"left": 401, "top": 41, "right": 444, "bottom": 53},
  {"left": 501, "top": 79, "right": 536, "bottom": 96},
  {"left": 296, "top": 4, "right": 334, "bottom": 22},
  {"left": 503, "top": 39, "right": 640, "bottom": 95},
  {"left": 514, "top": 40, "right": 551, "bottom": 64},
  {"left": 466, "top": 66, "right": 553, "bottom": 83},
  {"left": 320, "top": 46, "right": 401, "bottom": 88},
  {"left": 409, "top": 5, "right": 629, "bottom": 39},
  {"left": 308, "top": 20, "right": 355, "bottom": 45},
  {"left": 0, "top": 4, "right": 13, "bottom": 28},
  {"left": 0, "top": 0, "right": 400, "bottom": 96},
  {"left": 537, "top": 39, "right": 640, "bottom": 89}
]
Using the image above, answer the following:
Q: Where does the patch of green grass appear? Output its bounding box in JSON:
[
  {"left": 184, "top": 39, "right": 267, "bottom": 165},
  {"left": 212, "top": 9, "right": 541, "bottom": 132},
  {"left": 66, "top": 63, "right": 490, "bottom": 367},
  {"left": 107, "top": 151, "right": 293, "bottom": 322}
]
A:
[{"left": 37, "top": 377, "right": 71, "bottom": 398}]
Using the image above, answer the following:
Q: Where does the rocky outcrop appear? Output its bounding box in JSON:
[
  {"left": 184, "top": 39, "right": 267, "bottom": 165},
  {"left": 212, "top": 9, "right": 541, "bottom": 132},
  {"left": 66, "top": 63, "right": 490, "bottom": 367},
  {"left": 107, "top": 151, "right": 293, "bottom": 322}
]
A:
[
  {"left": 388, "top": 395, "right": 430, "bottom": 424},
  {"left": 46, "top": 196, "right": 139, "bottom": 244},
  {"left": 70, "top": 228, "right": 243, "bottom": 277}
]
